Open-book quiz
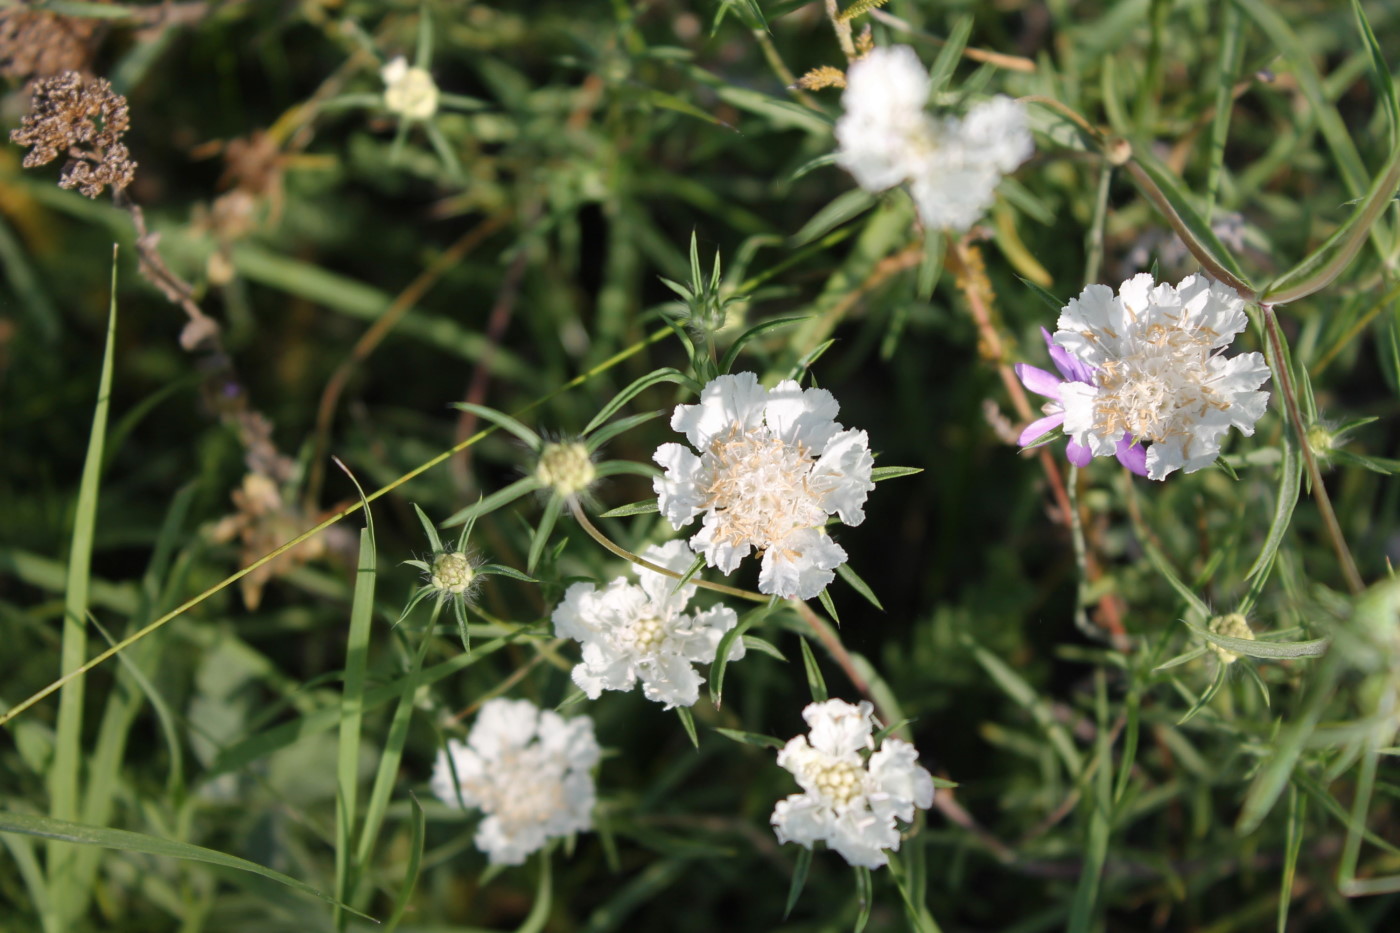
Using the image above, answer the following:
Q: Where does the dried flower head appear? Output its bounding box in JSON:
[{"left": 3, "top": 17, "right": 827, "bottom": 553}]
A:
[
  {"left": 10, "top": 70, "right": 136, "bottom": 198},
  {"left": 0, "top": 2, "right": 107, "bottom": 83}
]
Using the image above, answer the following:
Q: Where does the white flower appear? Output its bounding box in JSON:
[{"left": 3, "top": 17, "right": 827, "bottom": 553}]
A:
[
  {"left": 431, "top": 698, "right": 599, "bottom": 865},
  {"left": 381, "top": 56, "right": 439, "bottom": 121},
  {"left": 1054, "top": 274, "right": 1271, "bottom": 480},
  {"left": 652, "top": 373, "right": 874, "bottom": 600},
  {"left": 551, "top": 540, "right": 745, "bottom": 709},
  {"left": 835, "top": 45, "right": 1032, "bottom": 232},
  {"left": 771, "top": 699, "right": 934, "bottom": 869}
]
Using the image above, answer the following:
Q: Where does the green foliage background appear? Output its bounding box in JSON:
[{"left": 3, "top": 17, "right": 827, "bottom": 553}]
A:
[{"left": 3, "top": 1, "right": 1400, "bottom": 930}]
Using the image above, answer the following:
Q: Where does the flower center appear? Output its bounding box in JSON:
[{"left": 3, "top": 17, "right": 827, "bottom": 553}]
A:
[
  {"left": 699, "top": 424, "right": 826, "bottom": 551},
  {"left": 623, "top": 615, "right": 667, "bottom": 654},
  {"left": 536, "top": 442, "right": 596, "bottom": 497},
  {"left": 469, "top": 747, "right": 567, "bottom": 828},
  {"left": 810, "top": 758, "right": 866, "bottom": 807},
  {"left": 431, "top": 552, "right": 475, "bottom": 593},
  {"left": 1090, "top": 325, "right": 1225, "bottom": 443}
]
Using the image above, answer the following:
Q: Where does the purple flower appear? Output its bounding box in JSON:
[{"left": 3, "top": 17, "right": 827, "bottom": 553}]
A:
[{"left": 1014, "top": 328, "right": 1148, "bottom": 476}]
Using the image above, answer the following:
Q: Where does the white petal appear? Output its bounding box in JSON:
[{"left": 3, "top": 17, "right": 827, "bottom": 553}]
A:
[
  {"left": 1055, "top": 284, "right": 1119, "bottom": 366},
  {"left": 635, "top": 539, "right": 699, "bottom": 611},
  {"left": 868, "top": 738, "right": 935, "bottom": 815},
  {"left": 771, "top": 793, "right": 833, "bottom": 848},
  {"left": 810, "top": 428, "right": 875, "bottom": 526},
  {"left": 803, "top": 699, "right": 876, "bottom": 758},
  {"left": 1059, "top": 381, "right": 1120, "bottom": 457},
  {"left": 691, "top": 513, "right": 751, "bottom": 574},
  {"left": 758, "top": 528, "right": 846, "bottom": 599},
  {"left": 638, "top": 653, "right": 702, "bottom": 709},
  {"left": 835, "top": 46, "right": 932, "bottom": 193},
  {"left": 828, "top": 808, "right": 898, "bottom": 868},
  {"left": 469, "top": 698, "right": 539, "bottom": 759},
  {"left": 652, "top": 443, "right": 706, "bottom": 529},
  {"left": 763, "top": 379, "right": 841, "bottom": 450},
  {"left": 671, "top": 372, "right": 767, "bottom": 450}
]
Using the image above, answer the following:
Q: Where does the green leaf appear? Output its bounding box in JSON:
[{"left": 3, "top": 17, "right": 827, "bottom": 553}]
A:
[
  {"left": 853, "top": 864, "right": 874, "bottom": 933},
  {"left": 817, "top": 588, "right": 840, "bottom": 626},
  {"left": 528, "top": 494, "right": 564, "bottom": 576},
  {"left": 964, "top": 635, "right": 1081, "bottom": 777},
  {"left": 1177, "top": 660, "right": 1229, "bottom": 726},
  {"left": 1204, "top": 4, "right": 1245, "bottom": 217},
  {"left": 598, "top": 499, "right": 661, "bottom": 518},
  {"left": 0, "top": 810, "right": 371, "bottom": 918},
  {"left": 451, "top": 402, "right": 542, "bottom": 448},
  {"left": 675, "top": 706, "right": 699, "bottom": 749},
  {"left": 584, "top": 368, "right": 698, "bottom": 437},
  {"left": 443, "top": 476, "right": 542, "bottom": 527},
  {"left": 871, "top": 465, "right": 924, "bottom": 482},
  {"left": 714, "top": 728, "right": 785, "bottom": 750},
  {"left": 927, "top": 15, "right": 973, "bottom": 92},
  {"left": 719, "top": 315, "right": 812, "bottom": 374},
  {"left": 716, "top": 85, "right": 833, "bottom": 135},
  {"left": 790, "top": 189, "right": 877, "bottom": 247},
  {"left": 836, "top": 562, "right": 883, "bottom": 611},
  {"left": 798, "top": 637, "right": 828, "bottom": 703},
  {"left": 48, "top": 250, "right": 118, "bottom": 930},
  {"left": 1016, "top": 275, "right": 1066, "bottom": 313},
  {"left": 1185, "top": 622, "right": 1329, "bottom": 660},
  {"left": 1277, "top": 786, "right": 1305, "bottom": 933},
  {"left": 784, "top": 846, "right": 813, "bottom": 919},
  {"left": 383, "top": 795, "right": 426, "bottom": 933}
]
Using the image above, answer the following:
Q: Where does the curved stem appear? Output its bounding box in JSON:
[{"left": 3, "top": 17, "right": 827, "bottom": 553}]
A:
[
  {"left": 568, "top": 500, "right": 767, "bottom": 604},
  {"left": 1262, "top": 305, "right": 1364, "bottom": 594}
]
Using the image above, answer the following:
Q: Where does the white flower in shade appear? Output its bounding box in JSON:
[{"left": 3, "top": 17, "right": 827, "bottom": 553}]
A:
[
  {"left": 431, "top": 698, "right": 599, "bottom": 866},
  {"left": 835, "top": 45, "right": 1032, "bottom": 232},
  {"left": 381, "top": 56, "right": 439, "bottom": 121},
  {"left": 1054, "top": 273, "right": 1271, "bottom": 480},
  {"left": 652, "top": 373, "right": 874, "bottom": 600},
  {"left": 771, "top": 699, "right": 934, "bottom": 869},
  {"left": 551, "top": 540, "right": 745, "bottom": 709}
]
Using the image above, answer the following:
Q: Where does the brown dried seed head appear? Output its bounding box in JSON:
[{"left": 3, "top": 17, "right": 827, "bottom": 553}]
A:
[
  {"left": 9, "top": 70, "right": 136, "bottom": 198},
  {"left": 0, "top": 1, "right": 108, "bottom": 83}
]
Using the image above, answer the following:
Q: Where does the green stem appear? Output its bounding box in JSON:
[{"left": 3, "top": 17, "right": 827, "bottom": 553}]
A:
[{"left": 1261, "top": 305, "right": 1364, "bottom": 594}]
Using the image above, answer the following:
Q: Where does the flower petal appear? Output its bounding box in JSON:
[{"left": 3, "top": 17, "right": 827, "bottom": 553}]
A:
[
  {"left": 1115, "top": 435, "right": 1149, "bottom": 476},
  {"left": 1019, "top": 412, "right": 1065, "bottom": 448},
  {"left": 1015, "top": 362, "right": 1064, "bottom": 400}
]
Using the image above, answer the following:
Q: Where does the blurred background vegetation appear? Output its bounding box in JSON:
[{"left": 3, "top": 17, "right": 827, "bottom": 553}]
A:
[{"left": 3, "top": 0, "right": 1400, "bottom": 930}]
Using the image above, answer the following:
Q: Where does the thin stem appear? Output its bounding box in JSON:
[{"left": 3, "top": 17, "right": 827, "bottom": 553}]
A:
[
  {"left": 752, "top": 28, "right": 820, "bottom": 111},
  {"left": 568, "top": 501, "right": 767, "bottom": 604},
  {"left": 1262, "top": 305, "right": 1364, "bottom": 594},
  {"left": 0, "top": 326, "right": 674, "bottom": 729},
  {"left": 825, "top": 0, "right": 857, "bottom": 60}
]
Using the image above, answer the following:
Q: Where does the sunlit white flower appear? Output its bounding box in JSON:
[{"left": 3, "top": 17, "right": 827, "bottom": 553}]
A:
[
  {"left": 653, "top": 373, "right": 874, "bottom": 600},
  {"left": 1054, "top": 274, "right": 1271, "bottom": 480},
  {"left": 552, "top": 540, "right": 745, "bottom": 709},
  {"left": 835, "top": 45, "right": 1032, "bottom": 232},
  {"left": 382, "top": 56, "right": 439, "bottom": 121},
  {"left": 771, "top": 699, "right": 934, "bottom": 869},
  {"left": 431, "top": 698, "right": 599, "bottom": 865}
]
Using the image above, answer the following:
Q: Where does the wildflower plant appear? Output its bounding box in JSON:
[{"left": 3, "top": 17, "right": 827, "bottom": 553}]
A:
[{"left": 9, "top": 1, "right": 1400, "bottom": 932}]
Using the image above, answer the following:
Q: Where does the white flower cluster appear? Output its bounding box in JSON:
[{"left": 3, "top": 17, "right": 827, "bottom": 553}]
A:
[
  {"left": 653, "top": 372, "right": 874, "bottom": 600},
  {"left": 431, "top": 698, "right": 599, "bottom": 865},
  {"left": 381, "top": 56, "right": 439, "bottom": 121},
  {"left": 1055, "top": 274, "right": 1271, "bottom": 480},
  {"left": 835, "top": 45, "right": 1032, "bottom": 232},
  {"left": 771, "top": 699, "right": 934, "bottom": 869},
  {"left": 552, "top": 540, "right": 746, "bottom": 709}
]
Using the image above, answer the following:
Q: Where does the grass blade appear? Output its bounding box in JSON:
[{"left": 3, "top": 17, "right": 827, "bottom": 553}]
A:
[
  {"left": 46, "top": 248, "right": 118, "bottom": 932},
  {"left": 1, "top": 810, "right": 372, "bottom": 918}
]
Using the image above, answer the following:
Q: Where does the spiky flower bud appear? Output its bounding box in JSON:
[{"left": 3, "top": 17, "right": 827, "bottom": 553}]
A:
[{"left": 535, "top": 441, "right": 596, "bottom": 499}]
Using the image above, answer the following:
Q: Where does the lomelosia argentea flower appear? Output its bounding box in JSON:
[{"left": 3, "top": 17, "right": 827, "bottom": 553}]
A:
[
  {"left": 431, "top": 698, "right": 599, "bottom": 866},
  {"left": 1052, "top": 273, "right": 1270, "bottom": 480},
  {"left": 835, "top": 45, "right": 1032, "bottom": 232},
  {"left": 653, "top": 372, "right": 874, "bottom": 600},
  {"left": 552, "top": 540, "right": 745, "bottom": 709},
  {"left": 1015, "top": 327, "right": 1148, "bottom": 477},
  {"left": 771, "top": 699, "right": 934, "bottom": 869}
]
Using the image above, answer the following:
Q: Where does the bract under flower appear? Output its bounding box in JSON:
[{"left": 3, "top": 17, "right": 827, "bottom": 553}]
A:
[
  {"left": 835, "top": 45, "right": 1032, "bottom": 231},
  {"left": 653, "top": 373, "right": 874, "bottom": 599},
  {"left": 552, "top": 540, "right": 745, "bottom": 708},
  {"left": 770, "top": 699, "right": 934, "bottom": 869},
  {"left": 430, "top": 698, "right": 599, "bottom": 865},
  {"left": 1054, "top": 274, "right": 1270, "bottom": 480}
]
